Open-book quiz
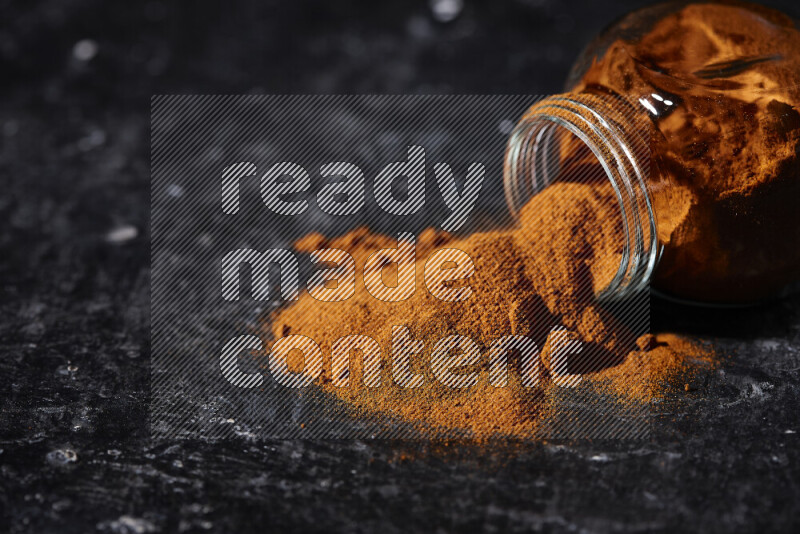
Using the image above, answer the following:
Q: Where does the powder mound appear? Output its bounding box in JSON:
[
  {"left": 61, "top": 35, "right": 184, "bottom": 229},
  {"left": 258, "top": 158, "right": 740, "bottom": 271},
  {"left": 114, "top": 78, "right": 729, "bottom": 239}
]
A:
[{"left": 267, "top": 181, "right": 716, "bottom": 439}]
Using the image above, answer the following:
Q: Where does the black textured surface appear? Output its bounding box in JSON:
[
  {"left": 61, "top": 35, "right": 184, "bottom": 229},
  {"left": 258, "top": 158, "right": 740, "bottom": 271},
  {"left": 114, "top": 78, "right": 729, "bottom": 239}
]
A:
[{"left": 2, "top": 0, "right": 800, "bottom": 532}]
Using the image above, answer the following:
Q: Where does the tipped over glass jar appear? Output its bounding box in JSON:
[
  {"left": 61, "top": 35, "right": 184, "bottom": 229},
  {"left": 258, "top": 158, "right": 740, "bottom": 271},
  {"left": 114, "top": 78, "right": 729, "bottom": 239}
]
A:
[{"left": 504, "top": 0, "right": 800, "bottom": 304}]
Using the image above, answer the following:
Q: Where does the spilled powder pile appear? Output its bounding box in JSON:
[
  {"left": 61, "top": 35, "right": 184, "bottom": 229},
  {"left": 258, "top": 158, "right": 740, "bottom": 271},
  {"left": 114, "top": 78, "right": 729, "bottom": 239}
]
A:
[{"left": 267, "top": 181, "right": 716, "bottom": 439}]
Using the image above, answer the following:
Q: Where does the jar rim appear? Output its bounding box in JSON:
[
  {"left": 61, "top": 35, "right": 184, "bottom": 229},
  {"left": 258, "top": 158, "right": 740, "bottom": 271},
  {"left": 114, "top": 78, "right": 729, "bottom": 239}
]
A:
[{"left": 503, "top": 93, "right": 660, "bottom": 301}]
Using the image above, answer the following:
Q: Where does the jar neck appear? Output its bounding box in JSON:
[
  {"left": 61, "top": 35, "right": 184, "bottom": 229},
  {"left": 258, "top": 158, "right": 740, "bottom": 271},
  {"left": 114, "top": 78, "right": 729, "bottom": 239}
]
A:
[{"left": 503, "top": 91, "right": 659, "bottom": 300}]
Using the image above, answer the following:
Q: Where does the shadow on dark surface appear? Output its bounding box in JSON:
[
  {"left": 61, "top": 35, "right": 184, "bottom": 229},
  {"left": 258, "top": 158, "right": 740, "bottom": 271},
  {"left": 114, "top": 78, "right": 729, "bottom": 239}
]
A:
[{"left": 652, "top": 291, "right": 800, "bottom": 339}]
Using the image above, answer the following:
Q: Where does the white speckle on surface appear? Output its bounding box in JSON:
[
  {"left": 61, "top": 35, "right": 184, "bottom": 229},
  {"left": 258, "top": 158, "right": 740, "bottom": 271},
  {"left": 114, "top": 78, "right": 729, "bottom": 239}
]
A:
[
  {"left": 122, "top": 344, "right": 141, "bottom": 359},
  {"left": 73, "top": 39, "right": 98, "bottom": 61},
  {"left": 78, "top": 129, "right": 106, "bottom": 152},
  {"left": 233, "top": 426, "right": 257, "bottom": 441},
  {"left": 106, "top": 225, "right": 138, "bottom": 243},
  {"left": 52, "top": 498, "right": 72, "bottom": 512},
  {"left": 429, "top": 0, "right": 463, "bottom": 23},
  {"left": 757, "top": 339, "right": 781, "bottom": 351},
  {"left": 785, "top": 429, "right": 796, "bottom": 434},
  {"left": 589, "top": 454, "right": 610, "bottom": 462},
  {"left": 78, "top": 129, "right": 106, "bottom": 151},
  {"left": 498, "top": 119, "right": 514, "bottom": 135},
  {"left": 46, "top": 448, "right": 78, "bottom": 465},
  {"left": 166, "top": 184, "right": 184, "bottom": 198},
  {"left": 100, "top": 515, "right": 157, "bottom": 534},
  {"left": 56, "top": 363, "right": 78, "bottom": 377}
]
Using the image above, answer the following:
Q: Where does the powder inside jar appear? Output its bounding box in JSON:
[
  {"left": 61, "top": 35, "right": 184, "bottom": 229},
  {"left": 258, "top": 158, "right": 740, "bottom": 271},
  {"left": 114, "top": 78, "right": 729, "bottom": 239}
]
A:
[{"left": 570, "top": 1, "right": 800, "bottom": 301}]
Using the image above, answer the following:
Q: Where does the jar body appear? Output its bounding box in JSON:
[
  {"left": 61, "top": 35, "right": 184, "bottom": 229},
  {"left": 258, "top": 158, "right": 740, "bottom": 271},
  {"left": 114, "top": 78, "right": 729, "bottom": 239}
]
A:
[{"left": 508, "top": 1, "right": 800, "bottom": 303}]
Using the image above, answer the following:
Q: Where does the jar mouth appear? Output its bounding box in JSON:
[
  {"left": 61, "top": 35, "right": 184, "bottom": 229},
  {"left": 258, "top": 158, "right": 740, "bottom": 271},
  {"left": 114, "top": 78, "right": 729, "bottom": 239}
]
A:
[{"left": 503, "top": 94, "right": 659, "bottom": 301}]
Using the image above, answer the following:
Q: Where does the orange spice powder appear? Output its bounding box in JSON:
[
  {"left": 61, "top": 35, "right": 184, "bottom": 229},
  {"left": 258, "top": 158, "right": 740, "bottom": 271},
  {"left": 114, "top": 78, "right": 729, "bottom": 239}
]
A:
[{"left": 266, "top": 181, "right": 716, "bottom": 439}]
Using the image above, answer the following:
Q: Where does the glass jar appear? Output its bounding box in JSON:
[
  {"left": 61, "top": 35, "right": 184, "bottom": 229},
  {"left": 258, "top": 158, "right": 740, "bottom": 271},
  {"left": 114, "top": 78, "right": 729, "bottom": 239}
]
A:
[{"left": 504, "top": 0, "right": 800, "bottom": 304}]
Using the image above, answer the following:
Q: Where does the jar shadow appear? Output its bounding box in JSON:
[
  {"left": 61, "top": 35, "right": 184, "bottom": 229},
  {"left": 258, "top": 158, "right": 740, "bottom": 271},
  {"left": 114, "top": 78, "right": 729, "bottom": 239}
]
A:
[{"left": 651, "top": 289, "right": 800, "bottom": 339}]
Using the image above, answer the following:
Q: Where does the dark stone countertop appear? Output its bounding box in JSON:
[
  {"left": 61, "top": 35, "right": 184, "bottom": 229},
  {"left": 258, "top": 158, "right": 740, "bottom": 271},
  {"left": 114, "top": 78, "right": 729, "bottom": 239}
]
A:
[{"left": 1, "top": 0, "right": 799, "bottom": 532}]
